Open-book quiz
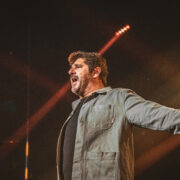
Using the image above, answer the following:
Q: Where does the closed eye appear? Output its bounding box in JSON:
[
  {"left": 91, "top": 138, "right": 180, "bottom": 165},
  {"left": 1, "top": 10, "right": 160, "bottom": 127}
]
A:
[{"left": 74, "top": 64, "right": 83, "bottom": 68}]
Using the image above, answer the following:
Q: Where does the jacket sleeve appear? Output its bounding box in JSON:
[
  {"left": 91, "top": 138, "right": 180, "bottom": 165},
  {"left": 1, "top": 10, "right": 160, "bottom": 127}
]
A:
[{"left": 121, "top": 89, "right": 180, "bottom": 134}]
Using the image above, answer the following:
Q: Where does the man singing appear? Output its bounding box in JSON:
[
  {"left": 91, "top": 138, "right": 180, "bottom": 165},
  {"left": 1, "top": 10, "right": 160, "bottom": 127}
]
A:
[{"left": 57, "top": 51, "right": 180, "bottom": 180}]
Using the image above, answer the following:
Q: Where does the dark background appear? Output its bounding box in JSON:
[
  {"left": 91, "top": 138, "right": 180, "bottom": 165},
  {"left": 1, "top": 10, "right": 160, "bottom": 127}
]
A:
[{"left": 0, "top": 0, "right": 180, "bottom": 179}]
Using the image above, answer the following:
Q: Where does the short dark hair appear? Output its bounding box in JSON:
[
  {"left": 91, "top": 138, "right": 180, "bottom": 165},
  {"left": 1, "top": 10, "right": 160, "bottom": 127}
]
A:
[{"left": 68, "top": 51, "right": 109, "bottom": 85}]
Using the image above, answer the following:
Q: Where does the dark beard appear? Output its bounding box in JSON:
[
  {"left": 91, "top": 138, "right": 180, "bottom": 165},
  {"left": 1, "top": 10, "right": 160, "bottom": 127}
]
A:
[{"left": 75, "top": 77, "right": 89, "bottom": 97}]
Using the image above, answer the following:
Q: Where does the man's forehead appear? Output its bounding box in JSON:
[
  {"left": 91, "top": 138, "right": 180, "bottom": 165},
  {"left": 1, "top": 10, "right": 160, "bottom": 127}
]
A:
[{"left": 71, "top": 58, "right": 86, "bottom": 66}]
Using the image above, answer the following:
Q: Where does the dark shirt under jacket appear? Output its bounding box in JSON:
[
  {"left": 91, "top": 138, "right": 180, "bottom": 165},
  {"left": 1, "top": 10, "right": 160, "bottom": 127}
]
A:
[{"left": 61, "top": 97, "right": 87, "bottom": 180}]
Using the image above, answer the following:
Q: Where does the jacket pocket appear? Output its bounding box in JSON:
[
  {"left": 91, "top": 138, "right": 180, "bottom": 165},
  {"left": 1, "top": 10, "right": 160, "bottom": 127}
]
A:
[
  {"left": 89, "top": 104, "right": 115, "bottom": 129},
  {"left": 85, "top": 152, "right": 118, "bottom": 179}
]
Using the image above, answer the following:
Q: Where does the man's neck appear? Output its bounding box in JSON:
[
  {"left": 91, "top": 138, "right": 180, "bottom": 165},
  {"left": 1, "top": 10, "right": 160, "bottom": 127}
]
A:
[{"left": 80, "top": 82, "right": 104, "bottom": 99}]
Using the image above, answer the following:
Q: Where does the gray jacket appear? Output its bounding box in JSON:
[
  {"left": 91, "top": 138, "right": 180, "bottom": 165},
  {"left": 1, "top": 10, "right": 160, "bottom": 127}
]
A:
[{"left": 57, "top": 87, "right": 180, "bottom": 180}]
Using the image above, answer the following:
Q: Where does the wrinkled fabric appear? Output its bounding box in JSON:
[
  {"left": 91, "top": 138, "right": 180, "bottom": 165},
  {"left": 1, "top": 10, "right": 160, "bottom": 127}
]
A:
[{"left": 57, "top": 87, "right": 180, "bottom": 180}]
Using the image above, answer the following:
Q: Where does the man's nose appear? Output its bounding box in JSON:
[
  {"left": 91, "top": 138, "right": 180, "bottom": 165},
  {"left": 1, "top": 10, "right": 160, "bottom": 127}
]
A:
[{"left": 68, "top": 67, "right": 75, "bottom": 75}]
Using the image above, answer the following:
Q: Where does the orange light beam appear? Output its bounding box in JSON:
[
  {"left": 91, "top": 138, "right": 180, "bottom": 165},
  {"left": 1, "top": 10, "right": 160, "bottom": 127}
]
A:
[
  {"left": 0, "top": 81, "right": 70, "bottom": 160},
  {"left": 98, "top": 25, "right": 130, "bottom": 55},
  {"left": 0, "top": 26, "right": 130, "bottom": 159},
  {"left": 25, "top": 140, "right": 29, "bottom": 180},
  {"left": 135, "top": 134, "right": 180, "bottom": 176},
  {"left": 0, "top": 56, "right": 60, "bottom": 93}
]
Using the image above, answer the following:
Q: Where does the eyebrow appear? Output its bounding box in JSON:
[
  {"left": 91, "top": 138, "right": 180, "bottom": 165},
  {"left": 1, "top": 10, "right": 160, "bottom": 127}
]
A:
[{"left": 72, "top": 63, "right": 83, "bottom": 68}]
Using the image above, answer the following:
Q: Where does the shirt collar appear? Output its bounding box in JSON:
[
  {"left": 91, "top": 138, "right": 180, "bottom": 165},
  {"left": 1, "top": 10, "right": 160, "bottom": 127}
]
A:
[
  {"left": 72, "top": 86, "right": 112, "bottom": 109},
  {"left": 92, "top": 86, "right": 112, "bottom": 95}
]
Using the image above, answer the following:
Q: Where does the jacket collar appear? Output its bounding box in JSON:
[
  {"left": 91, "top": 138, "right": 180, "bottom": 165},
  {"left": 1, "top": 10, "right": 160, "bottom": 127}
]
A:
[
  {"left": 92, "top": 86, "right": 112, "bottom": 94},
  {"left": 72, "top": 86, "right": 112, "bottom": 110}
]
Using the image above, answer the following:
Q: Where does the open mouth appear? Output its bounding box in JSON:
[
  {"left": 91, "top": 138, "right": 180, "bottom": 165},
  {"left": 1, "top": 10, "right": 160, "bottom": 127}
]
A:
[{"left": 71, "top": 76, "right": 78, "bottom": 84}]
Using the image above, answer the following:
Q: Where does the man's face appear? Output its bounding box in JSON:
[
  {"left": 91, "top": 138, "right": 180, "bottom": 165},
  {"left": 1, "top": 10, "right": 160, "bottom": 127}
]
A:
[{"left": 68, "top": 58, "right": 91, "bottom": 97}]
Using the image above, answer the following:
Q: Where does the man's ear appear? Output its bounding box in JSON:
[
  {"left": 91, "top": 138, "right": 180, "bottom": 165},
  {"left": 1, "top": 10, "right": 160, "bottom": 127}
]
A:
[{"left": 92, "top": 67, "right": 101, "bottom": 78}]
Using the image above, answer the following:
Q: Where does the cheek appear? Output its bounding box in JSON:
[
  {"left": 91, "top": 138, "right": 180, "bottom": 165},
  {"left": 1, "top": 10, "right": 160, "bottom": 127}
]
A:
[{"left": 78, "top": 69, "right": 90, "bottom": 80}]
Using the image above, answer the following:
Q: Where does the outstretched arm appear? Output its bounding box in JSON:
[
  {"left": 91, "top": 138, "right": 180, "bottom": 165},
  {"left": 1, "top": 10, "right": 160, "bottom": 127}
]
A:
[{"left": 122, "top": 89, "right": 180, "bottom": 134}]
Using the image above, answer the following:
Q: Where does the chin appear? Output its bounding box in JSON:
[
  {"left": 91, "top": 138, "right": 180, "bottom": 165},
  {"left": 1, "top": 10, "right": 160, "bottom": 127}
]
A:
[{"left": 72, "top": 87, "right": 80, "bottom": 95}]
